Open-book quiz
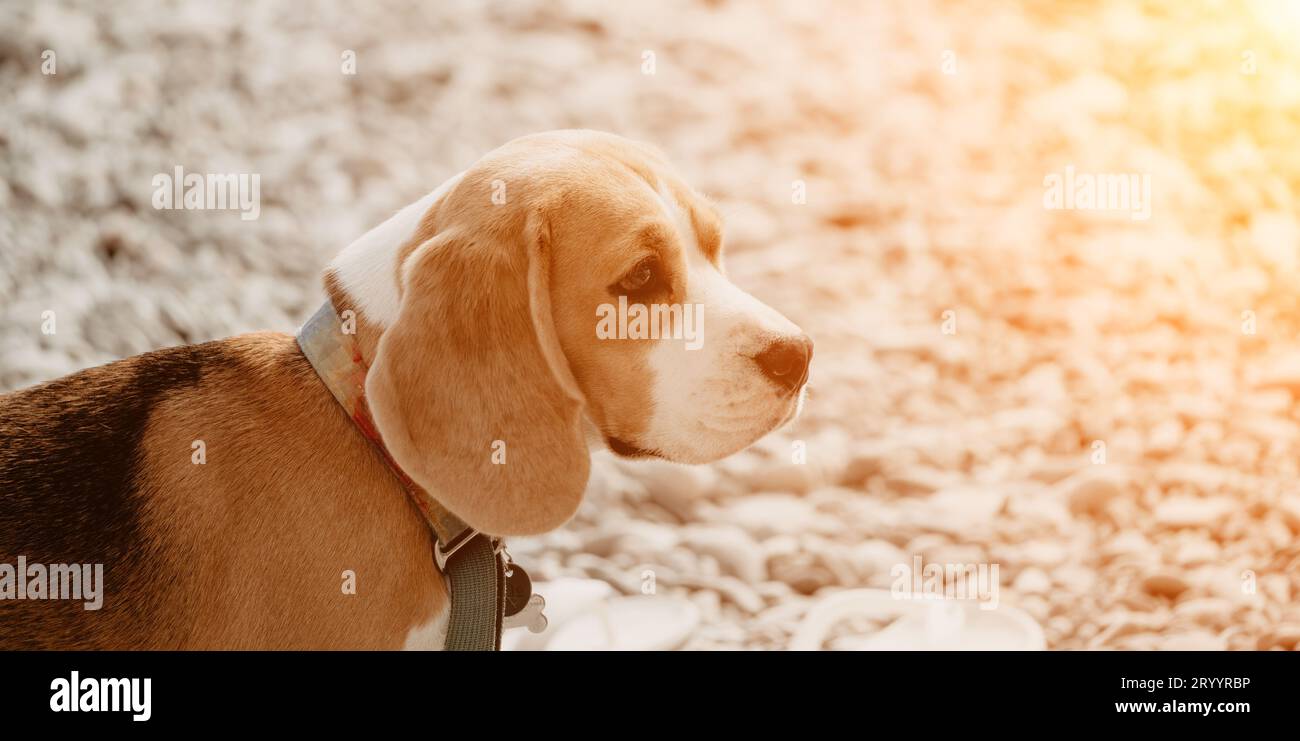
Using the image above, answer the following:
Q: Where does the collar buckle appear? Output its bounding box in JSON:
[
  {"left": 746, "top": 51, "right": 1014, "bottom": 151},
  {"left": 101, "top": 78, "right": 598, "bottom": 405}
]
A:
[
  {"left": 434, "top": 530, "right": 504, "bottom": 571},
  {"left": 434, "top": 530, "right": 477, "bottom": 571}
]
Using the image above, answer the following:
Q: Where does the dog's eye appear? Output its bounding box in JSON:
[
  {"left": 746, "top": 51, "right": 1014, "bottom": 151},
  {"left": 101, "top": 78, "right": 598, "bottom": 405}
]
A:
[{"left": 617, "top": 258, "right": 659, "bottom": 294}]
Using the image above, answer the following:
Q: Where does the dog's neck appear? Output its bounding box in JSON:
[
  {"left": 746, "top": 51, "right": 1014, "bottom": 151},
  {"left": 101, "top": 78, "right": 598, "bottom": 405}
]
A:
[
  {"left": 296, "top": 299, "right": 516, "bottom": 649},
  {"left": 327, "top": 181, "right": 458, "bottom": 331},
  {"left": 296, "top": 299, "right": 476, "bottom": 548},
  {"left": 323, "top": 272, "right": 383, "bottom": 367}
]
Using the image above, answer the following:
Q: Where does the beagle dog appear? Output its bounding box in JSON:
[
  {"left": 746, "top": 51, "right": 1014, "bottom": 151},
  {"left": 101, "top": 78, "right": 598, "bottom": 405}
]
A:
[{"left": 0, "top": 130, "right": 812, "bottom": 649}]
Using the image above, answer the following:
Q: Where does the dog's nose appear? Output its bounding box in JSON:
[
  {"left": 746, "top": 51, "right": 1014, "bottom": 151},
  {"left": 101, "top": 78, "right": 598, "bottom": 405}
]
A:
[{"left": 754, "top": 335, "right": 812, "bottom": 392}]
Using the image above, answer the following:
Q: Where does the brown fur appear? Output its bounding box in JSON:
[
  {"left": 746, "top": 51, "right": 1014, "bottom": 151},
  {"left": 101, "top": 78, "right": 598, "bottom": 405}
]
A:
[
  {"left": 0, "top": 335, "right": 440, "bottom": 648},
  {"left": 365, "top": 214, "right": 590, "bottom": 536}
]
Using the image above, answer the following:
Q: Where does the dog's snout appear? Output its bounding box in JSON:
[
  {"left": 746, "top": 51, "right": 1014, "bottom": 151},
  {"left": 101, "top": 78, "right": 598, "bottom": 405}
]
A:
[{"left": 754, "top": 335, "right": 812, "bottom": 392}]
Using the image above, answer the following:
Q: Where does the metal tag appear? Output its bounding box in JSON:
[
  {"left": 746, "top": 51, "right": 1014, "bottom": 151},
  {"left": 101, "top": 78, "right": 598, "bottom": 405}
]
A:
[
  {"left": 504, "top": 561, "right": 534, "bottom": 617},
  {"left": 503, "top": 593, "right": 548, "bottom": 634}
]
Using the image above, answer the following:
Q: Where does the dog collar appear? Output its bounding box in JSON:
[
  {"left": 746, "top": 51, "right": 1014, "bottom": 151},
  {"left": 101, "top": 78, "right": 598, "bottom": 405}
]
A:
[{"left": 296, "top": 301, "right": 545, "bottom": 650}]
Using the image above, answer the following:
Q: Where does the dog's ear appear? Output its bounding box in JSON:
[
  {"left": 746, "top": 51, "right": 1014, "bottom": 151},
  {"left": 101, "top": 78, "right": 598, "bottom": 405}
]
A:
[{"left": 365, "top": 211, "right": 590, "bottom": 536}]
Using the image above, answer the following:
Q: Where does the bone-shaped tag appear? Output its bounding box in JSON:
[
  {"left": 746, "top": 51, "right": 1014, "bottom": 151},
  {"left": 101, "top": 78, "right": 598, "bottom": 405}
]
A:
[{"left": 503, "top": 593, "right": 547, "bottom": 633}]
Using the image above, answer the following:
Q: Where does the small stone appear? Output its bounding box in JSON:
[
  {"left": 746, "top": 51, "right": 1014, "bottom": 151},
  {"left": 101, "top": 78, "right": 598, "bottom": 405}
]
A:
[
  {"left": 1017, "top": 539, "right": 1070, "bottom": 568},
  {"left": 804, "top": 427, "right": 852, "bottom": 485},
  {"left": 761, "top": 534, "right": 801, "bottom": 558},
  {"left": 1277, "top": 495, "right": 1300, "bottom": 534},
  {"left": 754, "top": 581, "right": 797, "bottom": 603},
  {"left": 904, "top": 533, "right": 951, "bottom": 556},
  {"left": 1145, "top": 419, "right": 1184, "bottom": 457},
  {"left": 1140, "top": 573, "right": 1190, "bottom": 599},
  {"left": 1188, "top": 566, "right": 1255, "bottom": 601},
  {"left": 1028, "top": 455, "right": 1081, "bottom": 485},
  {"left": 1090, "top": 610, "right": 1169, "bottom": 647},
  {"left": 1172, "top": 538, "right": 1220, "bottom": 566},
  {"left": 925, "top": 543, "right": 988, "bottom": 565},
  {"left": 847, "top": 540, "right": 908, "bottom": 580},
  {"left": 1112, "top": 633, "right": 1167, "bottom": 650},
  {"left": 885, "top": 466, "right": 958, "bottom": 496},
  {"left": 1014, "top": 567, "right": 1053, "bottom": 595},
  {"left": 1102, "top": 530, "right": 1155, "bottom": 561},
  {"left": 1056, "top": 468, "right": 1125, "bottom": 517},
  {"left": 1117, "top": 593, "right": 1163, "bottom": 612},
  {"left": 680, "top": 524, "right": 765, "bottom": 583},
  {"left": 1052, "top": 566, "right": 1098, "bottom": 594},
  {"left": 633, "top": 459, "right": 716, "bottom": 520},
  {"left": 738, "top": 457, "right": 824, "bottom": 494},
  {"left": 1154, "top": 497, "right": 1237, "bottom": 528},
  {"left": 675, "top": 573, "right": 765, "bottom": 614},
  {"left": 1253, "top": 351, "right": 1300, "bottom": 392},
  {"left": 545, "top": 596, "right": 701, "bottom": 651},
  {"left": 1155, "top": 462, "right": 1237, "bottom": 493},
  {"left": 1103, "top": 497, "right": 1142, "bottom": 528},
  {"left": 688, "top": 589, "right": 722, "bottom": 624},
  {"left": 1006, "top": 494, "right": 1072, "bottom": 531},
  {"left": 1019, "top": 594, "right": 1050, "bottom": 622},
  {"left": 565, "top": 553, "right": 650, "bottom": 593},
  {"left": 1261, "top": 514, "right": 1293, "bottom": 551},
  {"left": 1047, "top": 615, "right": 1074, "bottom": 640},
  {"left": 839, "top": 441, "right": 890, "bottom": 487},
  {"left": 1173, "top": 598, "right": 1236, "bottom": 628},
  {"left": 769, "top": 556, "right": 838, "bottom": 595},
  {"left": 925, "top": 487, "right": 1007, "bottom": 525},
  {"left": 714, "top": 494, "right": 825, "bottom": 538},
  {"left": 803, "top": 537, "right": 859, "bottom": 586},
  {"left": 584, "top": 520, "right": 679, "bottom": 559},
  {"left": 1257, "top": 624, "right": 1300, "bottom": 650},
  {"left": 1260, "top": 573, "right": 1291, "bottom": 604}
]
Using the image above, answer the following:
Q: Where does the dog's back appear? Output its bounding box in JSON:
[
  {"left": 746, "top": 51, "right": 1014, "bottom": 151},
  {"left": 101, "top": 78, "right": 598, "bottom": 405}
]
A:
[
  {"left": 0, "top": 341, "right": 239, "bottom": 648},
  {"left": 0, "top": 334, "right": 445, "bottom": 649}
]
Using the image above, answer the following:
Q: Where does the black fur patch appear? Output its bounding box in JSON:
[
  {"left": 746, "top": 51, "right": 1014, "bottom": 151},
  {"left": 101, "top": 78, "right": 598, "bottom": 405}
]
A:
[{"left": 0, "top": 341, "right": 236, "bottom": 647}]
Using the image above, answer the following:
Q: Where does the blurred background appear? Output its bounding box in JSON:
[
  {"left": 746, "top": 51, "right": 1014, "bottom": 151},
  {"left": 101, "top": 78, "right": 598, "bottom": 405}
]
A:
[{"left": 3, "top": 0, "right": 1300, "bottom": 649}]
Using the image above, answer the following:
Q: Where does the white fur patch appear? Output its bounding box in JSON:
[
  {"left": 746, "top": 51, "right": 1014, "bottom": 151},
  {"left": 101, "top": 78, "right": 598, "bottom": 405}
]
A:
[
  {"left": 329, "top": 172, "right": 464, "bottom": 327},
  {"left": 638, "top": 181, "right": 805, "bottom": 461},
  {"left": 401, "top": 600, "right": 449, "bottom": 651}
]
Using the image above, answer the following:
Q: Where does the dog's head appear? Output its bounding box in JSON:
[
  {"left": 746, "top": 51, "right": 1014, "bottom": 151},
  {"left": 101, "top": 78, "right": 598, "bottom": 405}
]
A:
[{"left": 329, "top": 130, "right": 811, "bottom": 536}]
